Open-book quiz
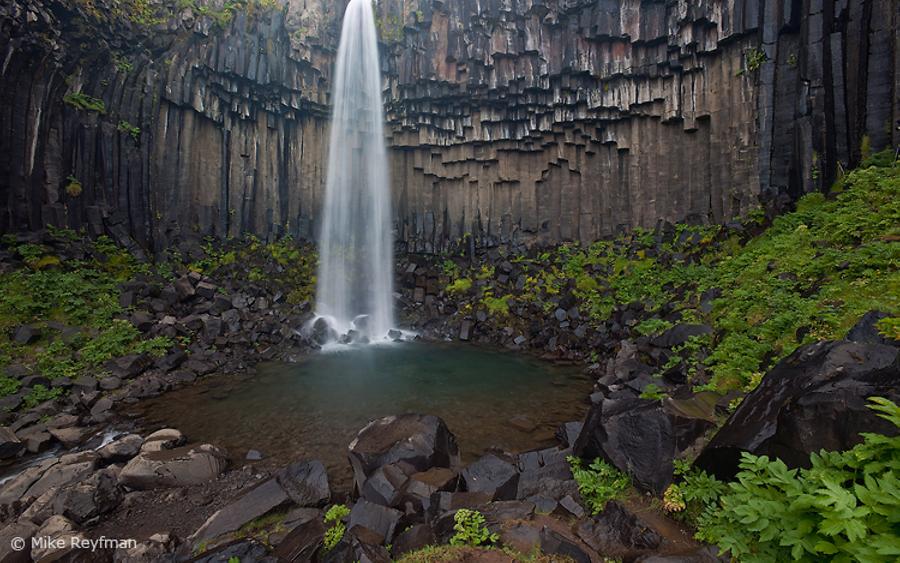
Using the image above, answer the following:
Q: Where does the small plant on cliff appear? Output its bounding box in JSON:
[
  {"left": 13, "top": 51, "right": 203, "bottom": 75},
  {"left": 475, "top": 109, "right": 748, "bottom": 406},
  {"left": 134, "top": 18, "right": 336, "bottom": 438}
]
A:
[
  {"left": 449, "top": 509, "right": 498, "bottom": 547},
  {"left": 322, "top": 504, "right": 350, "bottom": 551},
  {"left": 111, "top": 54, "right": 133, "bottom": 73},
  {"left": 117, "top": 121, "right": 141, "bottom": 141},
  {"left": 63, "top": 92, "right": 106, "bottom": 113},
  {"left": 65, "top": 175, "right": 83, "bottom": 197},
  {"left": 446, "top": 277, "right": 473, "bottom": 295},
  {"left": 875, "top": 317, "right": 900, "bottom": 341},
  {"left": 692, "top": 397, "right": 900, "bottom": 562},
  {"left": 567, "top": 456, "right": 630, "bottom": 514}
]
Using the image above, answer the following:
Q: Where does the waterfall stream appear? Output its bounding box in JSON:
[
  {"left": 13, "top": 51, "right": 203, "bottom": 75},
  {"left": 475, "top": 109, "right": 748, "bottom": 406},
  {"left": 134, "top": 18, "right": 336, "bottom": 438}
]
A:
[{"left": 314, "top": 0, "right": 394, "bottom": 344}]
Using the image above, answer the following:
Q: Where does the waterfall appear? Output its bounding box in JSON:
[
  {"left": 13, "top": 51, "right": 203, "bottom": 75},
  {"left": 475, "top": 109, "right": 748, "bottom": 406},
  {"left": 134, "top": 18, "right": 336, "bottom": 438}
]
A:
[{"left": 313, "top": 0, "right": 394, "bottom": 344}]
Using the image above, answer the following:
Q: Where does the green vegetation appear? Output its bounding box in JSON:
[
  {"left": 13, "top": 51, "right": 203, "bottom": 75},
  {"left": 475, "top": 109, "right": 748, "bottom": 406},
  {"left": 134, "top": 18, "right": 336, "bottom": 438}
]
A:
[
  {"left": 117, "top": 120, "right": 141, "bottom": 141},
  {"left": 375, "top": 13, "right": 403, "bottom": 43},
  {"left": 668, "top": 398, "right": 900, "bottom": 562},
  {"left": 445, "top": 277, "right": 472, "bottom": 295},
  {"left": 876, "top": 316, "right": 900, "bottom": 340},
  {"left": 449, "top": 509, "right": 498, "bottom": 547},
  {"left": 639, "top": 382, "right": 666, "bottom": 401},
  {"left": 22, "top": 384, "right": 64, "bottom": 409},
  {"left": 440, "top": 153, "right": 899, "bottom": 394},
  {"left": 322, "top": 504, "right": 350, "bottom": 551},
  {"left": 111, "top": 54, "right": 133, "bottom": 73},
  {"left": 743, "top": 47, "right": 768, "bottom": 73},
  {"left": 63, "top": 92, "right": 106, "bottom": 113},
  {"left": 65, "top": 175, "right": 83, "bottom": 197},
  {"left": 0, "top": 232, "right": 173, "bottom": 398},
  {"left": 567, "top": 456, "right": 631, "bottom": 514},
  {"left": 186, "top": 235, "right": 316, "bottom": 306}
]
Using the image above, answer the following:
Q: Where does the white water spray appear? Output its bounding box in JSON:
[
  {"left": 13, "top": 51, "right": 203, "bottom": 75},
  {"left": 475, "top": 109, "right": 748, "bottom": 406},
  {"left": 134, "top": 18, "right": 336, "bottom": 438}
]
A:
[{"left": 314, "top": 0, "right": 394, "bottom": 343}]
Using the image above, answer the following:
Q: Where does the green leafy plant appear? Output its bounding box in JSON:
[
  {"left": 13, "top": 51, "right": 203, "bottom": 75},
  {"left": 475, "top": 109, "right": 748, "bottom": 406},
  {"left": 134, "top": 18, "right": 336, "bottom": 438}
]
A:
[
  {"left": 65, "top": 175, "right": 83, "bottom": 197},
  {"left": 875, "top": 317, "right": 899, "bottom": 341},
  {"left": 639, "top": 382, "right": 666, "bottom": 401},
  {"left": 22, "top": 384, "right": 63, "bottom": 409},
  {"left": 445, "top": 278, "right": 473, "bottom": 294},
  {"left": 634, "top": 317, "right": 673, "bottom": 337},
  {"left": 449, "top": 509, "right": 498, "bottom": 547},
  {"left": 117, "top": 120, "right": 141, "bottom": 141},
  {"left": 323, "top": 504, "right": 350, "bottom": 551},
  {"left": 63, "top": 92, "right": 106, "bottom": 113},
  {"left": 694, "top": 397, "right": 900, "bottom": 562},
  {"left": 567, "top": 456, "right": 630, "bottom": 514}
]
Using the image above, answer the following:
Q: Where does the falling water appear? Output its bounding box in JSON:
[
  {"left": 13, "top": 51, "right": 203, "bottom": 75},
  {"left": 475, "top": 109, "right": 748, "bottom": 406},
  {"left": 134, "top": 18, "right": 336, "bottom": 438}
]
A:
[{"left": 314, "top": 0, "right": 394, "bottom": 343}]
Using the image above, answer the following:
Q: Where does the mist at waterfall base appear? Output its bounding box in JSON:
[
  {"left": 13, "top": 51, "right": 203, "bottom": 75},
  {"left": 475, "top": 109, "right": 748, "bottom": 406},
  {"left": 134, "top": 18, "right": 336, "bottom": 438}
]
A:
[{"left": 312, "top": 0, "right": 394, "bottom": 344}]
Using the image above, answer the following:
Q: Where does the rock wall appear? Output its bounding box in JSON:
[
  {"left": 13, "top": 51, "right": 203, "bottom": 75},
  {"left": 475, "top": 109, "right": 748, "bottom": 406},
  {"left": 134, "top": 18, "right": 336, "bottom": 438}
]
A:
[{"left": 1, "top": 0, "right": 897, "bottom": 251}]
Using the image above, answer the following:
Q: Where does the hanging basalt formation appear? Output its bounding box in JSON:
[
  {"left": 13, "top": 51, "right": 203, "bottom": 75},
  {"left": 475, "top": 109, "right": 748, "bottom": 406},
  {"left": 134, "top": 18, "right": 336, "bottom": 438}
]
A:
[{"left": 1, "top": 0, "right": 897, "bottom": 252}]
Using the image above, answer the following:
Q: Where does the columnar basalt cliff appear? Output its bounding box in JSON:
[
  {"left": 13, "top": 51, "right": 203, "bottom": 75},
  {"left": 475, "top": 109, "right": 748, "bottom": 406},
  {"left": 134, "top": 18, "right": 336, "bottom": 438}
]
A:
[{"left": 1, "top": 0, "right": 897, "bottom": 251}]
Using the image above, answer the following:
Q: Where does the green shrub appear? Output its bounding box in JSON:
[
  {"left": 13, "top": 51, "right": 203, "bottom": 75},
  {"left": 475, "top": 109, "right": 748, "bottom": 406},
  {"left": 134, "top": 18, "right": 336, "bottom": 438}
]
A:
[
  {"left": 634, "top": 318, "right": 673, "bottom": 336},
  {"left": 117, "top": 121, "right": 141, "bottom": 141},
  {"left": 693, "top": 397, "right": 900, "bottom": 562},
  {"left": 22, "top": 385, "right": 63, "bottom": 409},
  {"left": 875, "top": 317, "right": 900, "bottom": 341},
  {"left": 449, "top": 509, "right": 498, "bottom": 547},
  {"left": 567, "top": 456, "right": 630, "bottom": 514},
  {"left": 322, "top": 504, "right": 350, "bottom": 551},
  {"left": 445, "top": 278, "right": 472, "bottom": 294},
  {"left": 65, "top": 175, "right": 83, "bottom": 197},
  {"left": 63, "top": 92, "right": 106, "bottom": 113},
  {"left": 639, "top": 382, "right": 666, "bottom": 401}
]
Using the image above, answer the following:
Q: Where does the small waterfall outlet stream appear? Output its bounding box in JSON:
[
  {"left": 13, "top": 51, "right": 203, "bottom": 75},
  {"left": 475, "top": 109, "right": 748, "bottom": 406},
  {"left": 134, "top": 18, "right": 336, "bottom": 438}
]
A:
[{"left": 313, "top": 0, "right": 394, "bottom": 344}]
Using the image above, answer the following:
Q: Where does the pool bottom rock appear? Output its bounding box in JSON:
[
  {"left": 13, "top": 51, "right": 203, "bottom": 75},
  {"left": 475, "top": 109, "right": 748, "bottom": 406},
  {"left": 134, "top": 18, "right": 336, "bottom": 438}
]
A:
[{"left": 0, "top": 414, "right": 713, "bottom": 562}]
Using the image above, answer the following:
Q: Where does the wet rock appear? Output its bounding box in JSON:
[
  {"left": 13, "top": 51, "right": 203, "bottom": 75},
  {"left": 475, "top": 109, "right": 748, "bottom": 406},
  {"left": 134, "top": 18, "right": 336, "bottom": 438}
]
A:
[
  {"left": 157, "top": 350, "right": 187, "bottom": 372},
  {"left": 140, "top": 428, "right": 186, "bottom": 452},
  {"left": 459, "top": 320, "right": 473, "bottom": 341},
  {"left": 119, "top": 444, "right": 227, "bottom": 489},
  {"left": 321, "top": 531, "right": 390, "bottom": 563},
  {"left": 48, "top": 426, "right": 92, "bottom": 448},
  {"left": 576, "top": 501, "right": 661, "bottom": 558},
  {"left": 192, "top": 540, "right": 271, "bottom": 563},
  {"left": 348, "top": 414, "right": 459, "bottom": 495},
  {"left": 500, "top": 522, "right": 542, "bottom": 554},
  {"left": 539, "top": 527, "right": 591, "bottom": 563},
  {"left": 697, "top": 340, "right": 900, "bottom": 479},
  {"left": 276, "top": 459, "right": 330, "bottom": 507},
  {"left": 114, "top": 532, "right": 178, "bottom": 561},
  {"left": 191, "top": 478, "right": 290, "bottom": 545},
  {"left": 0, "top": 520, "right": 38, "bottom": 562},
  {"left": 97, "top": 434, "right": 144, "bottom": 462},
  {"left": 575, "top": 397, "right": 682, "bottom": 494},
  {"left": 847, "top": 311, "right": 893, "bottom": 346},
  {"left": 99, "top": 376, "right": 122, "bottom": 390},
  {"left": 461, "top": 454, "right": 519, "bottom": 500},
  {"left": 347, "top": 498, "right": 402, "bottom": 545},
  {"left": 30, "top": 515, "right": 83, "bottom": 561},
  {"left": 391, "top": 523, "right": 434, "bottom": 558},
  {"left": 173, "top": 276, "right": 196, "bottom": 301},
  {"left": 104, "top": 353, "right": 152, "bottom": 379},
  {"left": 23, "top": 459, "right": 96, "bottom": 502},
  {"left": 12, "top": 325, "right": 40, "bottom": 345},
  {"left": 360, "top": 463, "right": 407, "bottom": 507},
  {"left": 0, "top": 427, "right": 24, "bottom": 459},
  {"left": 246, "top": 449, "right": 264, "bottom": 461},
  {"left": 50, "top": 466, "right": 122, "bottom": 524},
  {"left": 272, "top": 516, "right": 325, "bottom": 561}
]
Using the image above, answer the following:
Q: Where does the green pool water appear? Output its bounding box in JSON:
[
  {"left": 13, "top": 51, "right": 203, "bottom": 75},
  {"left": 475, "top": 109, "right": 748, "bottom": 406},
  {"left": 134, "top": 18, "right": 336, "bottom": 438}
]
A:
[{"left": 133, "top": 342, "right": 591, "bottom": 488}]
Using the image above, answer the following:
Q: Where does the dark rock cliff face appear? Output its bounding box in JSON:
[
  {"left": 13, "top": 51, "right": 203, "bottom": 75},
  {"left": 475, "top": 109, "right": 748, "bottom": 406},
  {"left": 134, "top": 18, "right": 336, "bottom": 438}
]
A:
[{"left": 1, "top": 0, "right": 897, "bottom": 251}]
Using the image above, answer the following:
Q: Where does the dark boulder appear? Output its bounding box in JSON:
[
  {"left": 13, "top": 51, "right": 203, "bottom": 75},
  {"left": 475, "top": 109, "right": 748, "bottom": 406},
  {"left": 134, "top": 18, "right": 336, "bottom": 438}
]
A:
[
  {"left": 574, "top": 397, "right": 676, "bottom": 494},
  {"left": 539, "top": 527, "right": 591, "bottom": 563},
  {"left": 348, "top": 414, "right": 459, "bottom": 495},
  {"left": 847, "top": 311, "right": 894, "bottom": 346},
  {"left": 576, "top": 501, "right": 662, "bottom": 559},
  {"left": 272, "top": 517, "right": 325, "bottom": 562},
  {"left": 461, "top": 454, "right": 519, "bottom": 500},
  {"left": 696, "top": 340, "right": 899, "bottom": 479},
  {"left": 347, "top": 499, "right": 402, "bottom": 545},
  {"left": 390, "top": 523, "right": 434, "bottom": 558},
  {"left": 651, "top": 324, "right": 712, "bottom": 349},
  {"left": 12, "top": 325, "right": 40, "bottom": 345}
]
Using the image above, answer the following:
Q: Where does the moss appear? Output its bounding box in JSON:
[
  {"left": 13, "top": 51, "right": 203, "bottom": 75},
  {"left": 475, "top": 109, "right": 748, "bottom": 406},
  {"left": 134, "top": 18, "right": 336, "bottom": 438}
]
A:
[{"left": 63, "top": 92, "right": 106, "bottom": 113}]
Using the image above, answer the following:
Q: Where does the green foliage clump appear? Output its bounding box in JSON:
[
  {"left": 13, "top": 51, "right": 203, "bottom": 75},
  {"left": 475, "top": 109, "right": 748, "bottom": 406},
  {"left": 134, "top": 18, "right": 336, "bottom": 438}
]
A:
[
  {"left": 567, "top": 456, "right": 630, "bottom": 514},
  {"left": 117, "top": 121, "right": 141, "bottom": 141},
  {"left": 634, "top": 317, "right": 673, "bottom": 337},
  {"left": 481, "top": 294, "right": 511, "bottom": 317},
  {"left": 65, "top": 175, "right": 83, "bottom": 197},
  {"left": 686, "top": 398, "right": 900, "bottom": 562},
  {"left": 63, "top": 92, "right": 106, "bottom": 113},
  {"left": 22, "top": 384, "right": 64, "bottom": 409},
  {"left": 875, "top": 316, "right": 900, "bottom": 341},
  {"left": 323, "top": 504, "right": 350, "bottom": 551},
  {"left": 445, "top": 278, "right": 473, "bottom": 295},
  {"left": 639, "top": 382, "right": 666, "bottom": 401},
  {"left": 449, "top": 509, "right": 498, "bottom": 547}
]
